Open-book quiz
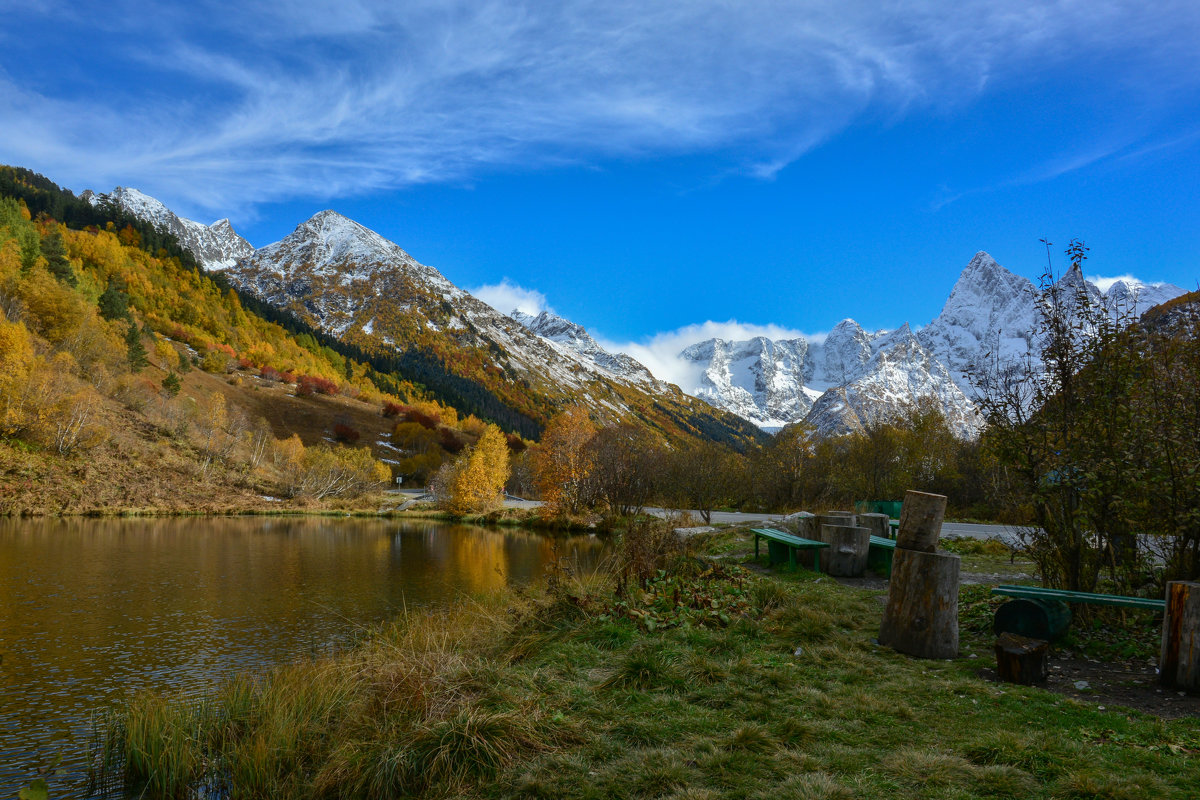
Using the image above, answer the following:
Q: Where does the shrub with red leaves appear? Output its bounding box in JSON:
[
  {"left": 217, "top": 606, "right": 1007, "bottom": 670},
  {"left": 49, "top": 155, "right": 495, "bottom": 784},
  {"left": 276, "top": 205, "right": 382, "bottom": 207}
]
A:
[
  {"left": 333, "top": 423, "right": 361, "bottom": 444},
  {"left": 438, "top": 426, "right": 466, "bottom": 454},
  {"left": 236, "top": 357, "right": 255, "bottom": 371},
  {"left": 382, "top": 402, "right": 405, "bottom": 418},
  {"left": 296, "top": 375, "right": 339, "bottom": 397},
  {"left": 406, "top": 408, "right": 441, "bottom": 430},
  {"left": 260, "top": 366, "right": 282, "bottom": 382}
]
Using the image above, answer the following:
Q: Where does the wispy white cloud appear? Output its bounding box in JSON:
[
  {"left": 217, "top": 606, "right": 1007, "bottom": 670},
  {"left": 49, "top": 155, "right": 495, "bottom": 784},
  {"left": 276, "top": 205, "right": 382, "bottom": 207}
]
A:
[
  {"left": 1086, "top": 273, "right": 1165, "bottom": 293},
  {"left": 596, "top": 319, "right": 823, "bottom": 390},
  {"left": 471, "top": 279, "right": 551, "bottom": 316},
  {"left": 3, "top": 1, "right": 1198, "bottom": 216}
]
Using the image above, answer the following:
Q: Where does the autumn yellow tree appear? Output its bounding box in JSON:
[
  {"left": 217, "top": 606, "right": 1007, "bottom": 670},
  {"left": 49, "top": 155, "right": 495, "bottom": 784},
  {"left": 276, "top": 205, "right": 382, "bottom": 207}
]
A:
[
  {"left": 530, "top": 407, "right": 596, "bottom": 516},
  {"left": 433, "top": 423, "right": 510, "bottom": 515},
  {"left": 0, "top": 317, "right": 36, "bottom": 437},
  {"left": 274, "top": 434, "right": 390, "bottom": 499}
]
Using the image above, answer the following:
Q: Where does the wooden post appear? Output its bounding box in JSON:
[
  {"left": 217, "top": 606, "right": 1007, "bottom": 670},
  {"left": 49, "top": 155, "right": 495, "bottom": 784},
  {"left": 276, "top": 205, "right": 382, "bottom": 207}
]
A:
[
  {"left": 1160, "top": 581, "right": 1200, "bottom": 692},
  {"left": 878, "top": 549, "right": 960, "bottom": 659},
  {"left": 820, "top": 524, "right": 870, "bottom": 577},
  {"left": 859, "top": 512, "right": 891, "bottom": 540},
  {"left": 994, "top": 633, "right": 1049, "bottom": 684},
  {"left": 896, "top": 491, "right": 946, "bottom": 553}
]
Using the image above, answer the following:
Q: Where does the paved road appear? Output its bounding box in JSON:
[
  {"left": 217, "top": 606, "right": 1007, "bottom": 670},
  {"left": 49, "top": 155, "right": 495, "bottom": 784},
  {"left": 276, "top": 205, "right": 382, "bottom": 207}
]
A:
[
  {"left": 940, "top": 522, "right": 1023, "bottom": 542},
  {"left": 390, "top": 491, "right": 1018, "bottom": 541},
  {"left": 646, "top": 508, "right": 783, "bottom": 525},
  {"left": 658, "top": 510, "right": 1019, "bottom": 541}
]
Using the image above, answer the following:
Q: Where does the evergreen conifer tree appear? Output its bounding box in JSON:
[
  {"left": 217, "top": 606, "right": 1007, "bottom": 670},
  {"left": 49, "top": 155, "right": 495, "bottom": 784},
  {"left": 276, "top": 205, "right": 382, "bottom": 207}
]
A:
[
  {"left": 40, "top": 228, "right": 76, "bottom": 286},
  {"left": 161, "top": 371, "right": 182, "bottom": 397},
  {"left": 98, "top": 284, "right": 131, "bottom": 321},
  {"left": 126, "top": 324, "right": 149, "bottom": 372}
]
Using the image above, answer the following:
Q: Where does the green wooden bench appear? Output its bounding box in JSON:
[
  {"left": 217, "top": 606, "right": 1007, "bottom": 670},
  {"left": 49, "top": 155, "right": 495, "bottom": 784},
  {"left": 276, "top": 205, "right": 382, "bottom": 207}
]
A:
[
  {"left": 991, "top": 584, "right": 1166, "bottom": 641},
  {"left": 751, "top": 527, "right": 828, "bottom": 571},
  {"left": 868, "top": 535, "right": 896, "bottom": 575}
]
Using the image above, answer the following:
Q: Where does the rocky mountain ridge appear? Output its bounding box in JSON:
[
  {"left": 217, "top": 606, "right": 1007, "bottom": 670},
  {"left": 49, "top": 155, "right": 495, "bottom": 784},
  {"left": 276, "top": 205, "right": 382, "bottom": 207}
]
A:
[
  {"left": 677, "top": 251, "right": 1186, "bottom": 436},
  {"left": 83, "top": 186, "right": 255, "bottom": 270},
  {"left": 206, "top": 208, "right": 762, "bottom": 446},
  {"left": 98, "top": 184, "right": 1186, "bottom": 441}
]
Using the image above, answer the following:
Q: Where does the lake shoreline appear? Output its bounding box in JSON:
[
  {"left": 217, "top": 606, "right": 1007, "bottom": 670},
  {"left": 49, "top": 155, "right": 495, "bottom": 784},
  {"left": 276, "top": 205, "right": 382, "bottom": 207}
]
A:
[{"left": 85, "top": 525, "right": 1200, "bottom": 799}]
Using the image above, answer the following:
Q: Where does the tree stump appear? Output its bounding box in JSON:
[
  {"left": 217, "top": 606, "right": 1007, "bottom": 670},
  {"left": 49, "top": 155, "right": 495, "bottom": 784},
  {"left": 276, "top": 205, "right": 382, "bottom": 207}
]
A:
[
  {"left": 994, "top": 633, "right": 1049, "bottom": 685},
  {"left": 878, "top": 549, "right": 960, "bottom": 659},
  {"left": 859, "top": 512, "right": 891, "bottom": 540},
  {"left": 816, "top": 514, "right": 853, "bottom": 570},
  {"left": 821, "top": 524, "right": 870, "bottom": 577},
  {"left": 1160, "top": 581, "right": 1200, "bottom": 692},
  {"left": 790, "top": 513, "right": 820, "bottom": 569},
  {"left": 896, "top": 491, "right": 946, "bottom": 553}
]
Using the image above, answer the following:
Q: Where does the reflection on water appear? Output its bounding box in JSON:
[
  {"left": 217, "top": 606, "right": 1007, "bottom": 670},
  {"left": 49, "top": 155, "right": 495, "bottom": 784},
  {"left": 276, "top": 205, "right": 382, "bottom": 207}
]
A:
[{"left": 0, "top": 516, "right": 605, "bottom": 796}]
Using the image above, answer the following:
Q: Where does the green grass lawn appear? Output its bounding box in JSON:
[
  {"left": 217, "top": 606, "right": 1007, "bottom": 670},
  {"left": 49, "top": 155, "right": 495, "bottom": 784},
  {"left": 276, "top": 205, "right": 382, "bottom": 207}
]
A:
[{"left": 93, "top": 528, "right": 1199, "bottom": 799}]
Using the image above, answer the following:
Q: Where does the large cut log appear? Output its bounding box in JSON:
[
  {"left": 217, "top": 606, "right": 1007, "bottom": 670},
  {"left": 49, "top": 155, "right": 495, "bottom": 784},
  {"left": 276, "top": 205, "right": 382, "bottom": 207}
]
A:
[
  {"left": 896, "top": 491, "right": 946, "bottom": 553},
  {"left": 788, "top": 512, "right": 820, "bottom": 569},
  {"left": 1160, "top": 581, "right": 1200, "bottom": 692},
  {"left": 859, "top": 512, "right": 891, "bottom": 540},
  {"left": 816, "top": 513, "right": 854, "bottom": 570},
  {"left": 820, "top": 524, "right": 870, "bottom": 577},
  {"left": 994, "top": 633, "right": 1049, "bottom": 685},
  {"left": 879, "top": 549, "right": 960, "bottom": 659}
]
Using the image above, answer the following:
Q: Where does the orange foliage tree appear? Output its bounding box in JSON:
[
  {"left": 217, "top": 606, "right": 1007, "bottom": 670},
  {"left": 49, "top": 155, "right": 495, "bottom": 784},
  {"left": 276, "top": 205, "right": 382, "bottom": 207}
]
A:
[{"left": 530, "top": 407, "right": 597, "bottom": 516}]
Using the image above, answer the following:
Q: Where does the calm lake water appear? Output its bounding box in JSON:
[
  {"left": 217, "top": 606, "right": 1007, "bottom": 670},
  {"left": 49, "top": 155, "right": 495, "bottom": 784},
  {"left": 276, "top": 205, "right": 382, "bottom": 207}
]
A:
[{"left": 0, "top": 516, "right": 605, "bottom": 797}]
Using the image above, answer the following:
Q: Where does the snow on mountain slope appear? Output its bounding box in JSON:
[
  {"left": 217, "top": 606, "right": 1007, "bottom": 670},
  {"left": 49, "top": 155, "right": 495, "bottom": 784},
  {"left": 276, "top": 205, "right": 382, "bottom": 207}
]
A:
[
  {"left": 231, "top": 211, "right": 581, "bottom": 382},
  {"left": 83, "top": 186, "right": 255, "bottom": 270},
  {"left": 216, "top": 211, "right": 759, "bottom": 444},
  {"left": 805, "top": 324, "right": 981, "bottom": 438},
  {"left": 916, "top": 251, "right": 1039, "bottom": 392},
  {"left": 1102, "top": 278, "right": 1187, "bottom": 319},
  {"left": 678, "top": 250, "right": 1186, "bottom": 437},
  {"left": 807, "top": 319, "right": 877, "bottom": 389},
  {"left": 677, "top": 337, "right": 811, "bottom": 428},
  {"left": 511, "top": 310, "right": 662, "bottom": 388}
]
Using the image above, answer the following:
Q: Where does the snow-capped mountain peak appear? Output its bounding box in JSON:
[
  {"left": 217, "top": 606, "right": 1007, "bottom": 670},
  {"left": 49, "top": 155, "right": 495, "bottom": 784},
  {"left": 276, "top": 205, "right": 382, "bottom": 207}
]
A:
[{"left": 83, "top": 186, "right": 255, "bottom": 271}]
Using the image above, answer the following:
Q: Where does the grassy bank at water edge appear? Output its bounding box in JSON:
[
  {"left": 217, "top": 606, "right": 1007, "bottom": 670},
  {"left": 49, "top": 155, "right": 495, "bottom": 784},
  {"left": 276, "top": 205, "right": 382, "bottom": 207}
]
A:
[{"left": 91, "top": 525, "right": 1199, "bottom": 799}]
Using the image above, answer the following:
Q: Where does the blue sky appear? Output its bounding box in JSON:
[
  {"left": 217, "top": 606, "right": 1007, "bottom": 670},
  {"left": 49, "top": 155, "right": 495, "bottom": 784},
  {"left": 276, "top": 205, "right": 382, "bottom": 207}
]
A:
[{"left": 3, "top": 0, "right": 1199, "bottom": 363}]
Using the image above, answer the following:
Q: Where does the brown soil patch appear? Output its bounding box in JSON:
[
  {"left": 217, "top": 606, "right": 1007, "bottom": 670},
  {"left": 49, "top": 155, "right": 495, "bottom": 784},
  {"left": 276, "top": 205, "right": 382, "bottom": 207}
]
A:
[{"left": 979, "top": 655, "right": 1200, "bottom": 720}]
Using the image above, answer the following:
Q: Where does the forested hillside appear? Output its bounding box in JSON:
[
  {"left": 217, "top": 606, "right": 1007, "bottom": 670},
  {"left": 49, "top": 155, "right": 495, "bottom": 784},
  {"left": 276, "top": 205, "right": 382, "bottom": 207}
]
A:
[
  {"left": 0, "top": 166, "right": 767, "bottom": 514},
  {"left": 0, "top": 167, "right": 487, "bottom": 513}
]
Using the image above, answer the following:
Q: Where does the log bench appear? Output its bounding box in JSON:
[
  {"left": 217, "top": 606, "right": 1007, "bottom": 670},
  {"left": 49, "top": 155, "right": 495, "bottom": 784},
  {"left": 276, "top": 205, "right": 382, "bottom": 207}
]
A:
[
  {"left": 751, "top": 527, "right": 829, "bottom": 571},
  {"left": 867, "top": 535, "right": 896, "bottom": 575},
  {"left": 991, "top": 584, "right": 1166, "bottom": 641}
]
